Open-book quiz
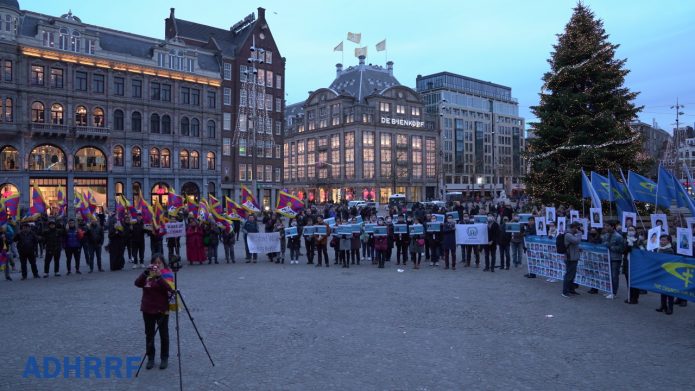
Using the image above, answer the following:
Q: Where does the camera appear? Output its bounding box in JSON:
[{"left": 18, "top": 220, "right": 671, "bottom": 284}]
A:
[{"left": 170, "top": 255, "right": 182, "bottom": 272}]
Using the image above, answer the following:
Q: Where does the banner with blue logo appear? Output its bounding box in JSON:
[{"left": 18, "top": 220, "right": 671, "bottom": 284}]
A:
[{"left": 630, "top": 249, "right": 695, "bottom": 302}]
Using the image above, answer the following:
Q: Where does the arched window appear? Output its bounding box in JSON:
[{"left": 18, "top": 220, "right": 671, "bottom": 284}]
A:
[
  {"left": 190, "top": 150, "right": 200, "bottom": 169},
  {"left": 133, "top": 182, "right": 142, "bottom": 198},
  {"left": 114, "top": 109, "right": 124, "bottom": 130},
  {"left": 1, "top": 146, "right": 19, "bottom": 170},
  {"left": 132, "top": 111, "right": 142, "bottom": 132},
  {"left": 179, "top": 149, "right": 189, "bottom": 169},
  {"left": 161, "top": 148, "right": 171, "bottom": 168},
  {"left": 1, "top": 183, "right": 19, "bottom": 198},
  {"left": 92, "top": 107, "right": 104, "bottom": 127},
  {"left": 75, "top": 105, "right": 87, "bottom": 126},
  {"left": 51, "top": 103, "right": 64, "bottom": 125},
  {"left": 191, "top": 118, "right": 200, "bottom": 137},
  {"left": 206, "top": 151, "right": 215, "bottom": 170},
  {"left": 115, "top": 181, "right": 124, "bottom": 195},
  {"left": 180, "top": 116, "right": 190, "bottom": 136},
  {"left": 207, "top": 120, "right": 216, "bottom": 138},
  {"left": 208, "top": 182, "right": 216, "bottom": 197},
  {"left": 4, "top": 98, "right": 12, "bottom": 122},
  {"left": 132, "top": 146, "right": 141, "bottom": 167},
  {"left": 150, "top": 113, "right": 160, "bottom": 133},
  {"left": 149, "top": 147, "right": 160, "bottom": 168},
  {"left": 74, "top": 147, "right": 107, "bottom": 172},
  {"left": 113, "top": 145, "right": 124, "bottom": 166},
  {"left": 59, "top": 28, "right": 69, "bottom": 50},
  {"left": 161, "top": 115, "right": 171, "bottom": 134},
  {"left": 71, "top": 30, "right": 81, "bottom": 52},
  {"left": 181, "top": 181, "right": 200, "bottom": 202},
  {"left": 151, "top": 182, "right": 169, "bottom": 206},
  {"left": 31, "top": 101, "right": 45, "bottom": 123},
  {"left": 28, "top": 144, "right": 66, "bottom": 170}
]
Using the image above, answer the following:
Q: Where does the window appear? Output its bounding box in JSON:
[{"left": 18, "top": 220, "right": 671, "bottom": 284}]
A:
[
  {"left": 276, "top": 98, "right": 282, "bottom": 113},
  {"left": 3, "top": 98, "right": 12, "bottom": 122},
  {"left": 258, "top": 165, "right": 264, "bottom": 182},
  {"left": 180, "top": 117, "right": 190, "bottom": 136},
  {"left": 93, "top": 107, "right": 105, "bottom": 127},
  {"left": 31, "top": 101, "right": 45, "bottom": 123},
  {"left": 179, "top": 150, "right": 189, "bottom": 169},
  {"left": 131, "top": 111, "right": 142, "bottom": 132},
  {"left": 207, "top": 91, "right": 216, "bottom": 108},
  {"left": 28, "top": 145, "right": 66, "bottom": 171},
  {"left": 161, "top": 84, "right": 171, "bottom": 102},
  {"left": 239, "top": 164, "right": 247, "bottom": 181},
  {"left": 191, "top": 89, "right": 200, "bottom": 106},
  {"left": 265, "top": 165, "right": 272, "bottom": 183},
  {"left": 161, "top": 149, "right": 171, "bottom": 168},
  {"left": 275, "top": 121, "right": 282, "bottom": 135},
  {"left": 275, "top": 74, "right": 282, "bottom": 89},
  {"left": 207, "top": 120, "right": 216, "bottom": 139},
  {"left": 113, "top": 146, "right": 124, "bottom": 166},
  {"left": 223, "top": 88, "right": 232, "bottom": 105},
  {"left": 3, "top": 60, "right": 11, "bottom": 82},
  {"left": 239, "top": 114, "right": 247, "bottom": 132},
  {"left": 265, "top": 51, "right": 273, "bottom": 64},
  {"left": 180, "top": 87, "right": 190, "bottom": 104},
  {"left": 207, "top": 152, "right": 216, "bottom": 170},
  {"left": 50, "top": 103, "right": 64, "bottom": 125},
  {"left": 191, "top": 151, "right": 200, "bottom": 169},
  {"left": 50, "top": 68, "right": 63, "bottom": 88},
  {"left": 71, "top": 31, "right": 81, "bottom": 52},
  {"left": 59, "top": 28, "right": 69, "bottom": 50},
  {"left": 86, "top": 39, "right": 96, "bottom": 55},
  {"left": 114, "top": 109, "right": 124, "bottom": 130},
  {"left": 275, "top": 145, "right": 281, "bottom": 158},
  {"left": 190, "top": 118, "right": 200, "bottom": 137},
  {"left": 411, "top": 107, "right": 421, "bottom": 116},
  {"left": 42, "top": 31, "right": 55, "bottom": 48},
  {"left": 396, "top": 105, "right": 406, "bottom": 115},
  {"left": 239, "top": 139, "right": 246, "bottom": 156},
  {"left": 162, "top": 115, "right": 171, "bottom": 134},
  {"left": 132, "top": 79, "right": 142, "bottom": 98},
  {"left": 132, "top": 146, "right": 142, "bottom": 167},
  {"left": 92, "top": 74, "right": 104, "bottom": 93},
  {"left": 151, "top": 82, "right": 160, "bottom": 100},
  {"left": 31, "top": 65, "right": 44, "bottom": 86},
  {"left": 240, "top": 90, "right": 247, "bottom": 107},
  {"left": 223, "top": 113, "right": 231, "bottom": 131},
  {"left": 150, "top": 148, "right": 160, "bottom": 168},
  {"left": 240, "top": 65, "right": 248, "bottom": 82},
  {"left": 223, "top": 63, "right": 232, "bottom": 80},
  {"left": 274, "top": 168, "right": 281, "bottom": 182},
  {"left": 157, "top": 52, "right": 165, "bottom": 67},
  {"left": 266, "top": 70, "right": 273, "bottom": 88},
  {"left": 223, "top": 138, "right": 231, "bottom": 156},
  {"left": 74, "top": 147, "right": 107, "bottom": 172},
  {"left": 111, "top": 76, "right": 123, "bottom": 95},
  {"left": 256, "top": 69, "right": 264, "bottom": 86},
  {"left": 265, "top": 94, "right": 273, "bottom": 111},
  {"left": 379, "top": 102, "right": 391, "bottom": 113},
  {"left": 75, "top": 71, "right": 87, "bottom": 91},
  {"left": 150, "top": 113, "right": 160, "bottom": 133}
]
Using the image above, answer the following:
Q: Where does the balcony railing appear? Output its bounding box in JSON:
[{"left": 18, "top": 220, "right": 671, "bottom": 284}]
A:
[
  {"left": 30, "top": 122, "right": 69, "bottom": 136},
  {"left": 75, "top": 125, "right": 110, "bottom": 138}
]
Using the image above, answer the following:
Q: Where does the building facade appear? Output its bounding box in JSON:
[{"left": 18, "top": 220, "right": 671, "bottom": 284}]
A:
[
  {"left": 629, "top": 120, "right": 671, "bottom": 177},
  {"left": 416, "top": 72, "right": 525, "bottom": 197},
  {"left": 166, "top": 7, "right": 285, "bottom": 210},
  {"left": 284, "top": 57, "right": 439, "bottom": 204},
  {"left": 0, "top": 0, "right": 222, "bottom": 213}
]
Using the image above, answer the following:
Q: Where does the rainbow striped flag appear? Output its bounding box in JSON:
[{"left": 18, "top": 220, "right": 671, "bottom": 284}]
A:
[
  {"left": 2, "top": 191, "right": 20, "bottom": 219},
  {"left": 56, "top": 186, "right": 67, "bottom": 217},
  {"left": 275, "top": 191, "right": 304, "bottom": 218},
  {"left": 160, "top": 268, "right": 179, "bottom": 312},
  {"left": 240, "top": 185, "right": 260, "bottom": 213},
  {"left": 29, "top": 186, "right": 47, "bottom": 215}
]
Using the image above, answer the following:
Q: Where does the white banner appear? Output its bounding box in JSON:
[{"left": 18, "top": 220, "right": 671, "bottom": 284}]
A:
[
  {"left": 455, "top": 223, "right": 488, "bottom": 245},
  {"left": 163, "top": 222, "right": 185, "bottom": 238},
  {"left": 247, "top": 232, "right": 281, "bottom": 253}
]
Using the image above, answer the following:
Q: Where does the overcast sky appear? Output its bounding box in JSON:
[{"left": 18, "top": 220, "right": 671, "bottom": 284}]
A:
[{"left": 31, "top": 0, "right": 695, "bottom": 131}]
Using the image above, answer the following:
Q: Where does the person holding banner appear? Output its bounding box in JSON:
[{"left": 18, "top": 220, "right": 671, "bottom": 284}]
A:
[
  {"left": 460, "top": 214, "right": 481, "bottom": 268},
  {"left": 510, "top": 215, "right": 525, "bottom": 268},
  {"left": 242, "top": 215, "right": 259, "bottom": 263},
  {"left": 561, "top": 222, "right": 582, "bottom": 298},
  {"left": 287, "top": 220, "right": 301, "bottom": 264},
  {"left": 441, "top": 215, "right": 457, "bottom": 270},
  {"left": 185, "top": 219, "right": 206, "bottom": 265},
  {"left": 273, "top": 220, "right": 286, "bottom": 264},
  {"left": 484, "top": 215, "right": 500, "bottom": 272},
  {"left": 394, "top": 215, "right": 410, "bottom": 266},
  {"left": 314, "top": 216, "right": 330, "bottom": 267},
  {"left": 655, "top": 235, "right": 676, "bottom": 314},
  {"left": 221, "top": 224, "right": 236, "bottom": 264},
  {"left": 374, "top": 218, "right": 388, "bottom": 269},
  {"left": 350, "top": 219, "right": 361, "bottom": 266},
  {"left": 303, "top": 217, "right": 315, "bottom": 265},
  {"left": 498, "top": 217, "right": 512, "bottom": 270},
  {"left": 339, "top": 222, "right": 351, "bottom": 269},
  {"left": 623, "top": 225, "right": 643, "bottom": 304},
  {"left": 601, "top": 221, "right": 625, "bottom": 300},
  {"left": 409, "top": 218, "right": 425, "bottom": 269}
]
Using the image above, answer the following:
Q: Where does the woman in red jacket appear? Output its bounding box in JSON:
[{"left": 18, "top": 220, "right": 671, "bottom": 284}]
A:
[
  {"left": 134, "top": 254, "right": 174, "bottom": 370},
  {"left": 185, "top": 219, "right": 205, "bottom": 264}
]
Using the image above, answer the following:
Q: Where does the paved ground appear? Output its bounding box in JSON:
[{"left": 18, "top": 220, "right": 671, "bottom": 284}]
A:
[{"left": 1, "top": 241, "right": 694, "bottom": 391}]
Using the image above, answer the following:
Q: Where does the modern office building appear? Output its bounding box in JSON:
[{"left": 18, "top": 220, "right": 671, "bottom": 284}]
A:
[
  {"left": 284, "top": 57, "right": 439, "bottom": 203},
  {"left": 166, "top": 7, "right": 285, "bottom": 210},
  {"left": 416, "top": 72, "right": 526, "bottom": 197},
  {"left": 0, "top": 0, "right": 223, "bottom": 213}
]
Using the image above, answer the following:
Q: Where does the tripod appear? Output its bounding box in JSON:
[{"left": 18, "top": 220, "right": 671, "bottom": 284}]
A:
[{"left": 135, "top": 264, "right": 215, "bottom": 391}]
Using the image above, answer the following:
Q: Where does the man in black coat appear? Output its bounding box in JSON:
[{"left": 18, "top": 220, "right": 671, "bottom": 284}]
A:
[
  {"left": 484, "top": 214, "right": 500, "bottom": 272},
  {"left": 14, "top": 223, "right": 40, "bottom": 280},
  {"left": 130, "top": 214, "right": 146, "bottom": 268},
  {"left": 42, "top": 220, "right": 65, "bottom": 277}
]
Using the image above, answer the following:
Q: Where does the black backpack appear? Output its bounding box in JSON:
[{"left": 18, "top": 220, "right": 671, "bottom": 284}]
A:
[{"left": 556, "top": 233, "right": 567, "bottom": 254}]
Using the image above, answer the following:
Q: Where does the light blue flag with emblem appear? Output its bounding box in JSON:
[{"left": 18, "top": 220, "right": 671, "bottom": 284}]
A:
[
  {"left": 628, "top": 171, "right": 669, "bottom": 205},
  {"left": 582, "top": 169, "right": 601, "bottom": 208},
  {"left": 591, "top": 172, "right": 612, "bottom": 202},
  {"left": 657, "top": 165, "right": 677, "bottom": 209},
  {"left": 668, "top": 168, "right": 695, "bottom": 216},
  {"left": 608, "top": 171, "right": 635, "bottom": 217}
]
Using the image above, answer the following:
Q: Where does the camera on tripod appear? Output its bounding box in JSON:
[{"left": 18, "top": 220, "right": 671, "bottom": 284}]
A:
[{"left": 169, "top": 255, "right": 182, "bottom": 272}]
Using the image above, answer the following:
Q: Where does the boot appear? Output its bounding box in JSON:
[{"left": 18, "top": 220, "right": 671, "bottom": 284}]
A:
[
  {"left": 159, "top": 358, "right": 168, "bottom": 370},
  {"left": 146, "top": 357, "right": 155, "bottom": 370}
]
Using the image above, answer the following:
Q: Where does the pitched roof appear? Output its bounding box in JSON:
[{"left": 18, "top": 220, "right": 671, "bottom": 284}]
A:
[
  {"left": 329, "top": 64, "right": 400, "bottom": 103},
  {"left": 173, "top": 18, "right": 255, "bottom": 58}
]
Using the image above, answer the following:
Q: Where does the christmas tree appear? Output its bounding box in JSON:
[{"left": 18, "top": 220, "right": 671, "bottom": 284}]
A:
[{"left": 525, "top": 2, "right": 645, "bottom": 206}]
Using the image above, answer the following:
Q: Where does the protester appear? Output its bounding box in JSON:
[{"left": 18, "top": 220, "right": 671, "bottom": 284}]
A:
[
  {"left": 204, "top": 222, "right": 220, "bottom": 264},
  {"left": 288, "top": 219, "right": 301, "bottom": 264},
  {"left": 484, "top": 214, "right": 499, "bottom": 272},
  {"left": 602, "top": 221, "right": 625, "bottom": 300},
  {"left": 374, "top": 217, "right": 388, "bottom": 269},
  {"left": 623, "top": 225, "right": 642, "bottom": 304},
  {"left": 498, "top": 217, "right": 512, "bottom": 270},
  {"left": 655, "top": 235, "right": 676, "bottom": 315},
  {"left": 14, "top": 222, "right": 40, "bottom": 280},
  {"left": 561, "top": 222, "right": 582, "bottom": 298},
  {"left": 221, "top": 226, "right": 236, "bottom": 264},
  {"left": 510, "top": 214, "right": 525, "bottom": 267},
  {"left": 86, "top": 220, "right": 104, "bottom": 273},
  {"left": 314, "top": 216, "right": 330, "bottom": 267},
  {"left": 394, "top": 215, "right": 409, "bottom": 266},
  {"left": 441, "top": 214, "right": 457, "bottom": 270},
  {"left": 426, "top": 215, "right": 442, "bottom": 267},
  {"left": 274, "top": 220, "right": 286, "bottom": 264},
  {"left": 1, "top": 228, "right": 11, "bottom": 281},
  {"left": 130, "top": 214, "right": 146, "bottom": 269},
  {"left": 42, "top": 220, "right": 64, "bottom": 277},
  {"left": 134, "top": 254, "right": 173, "bottom": 370},
  {"left": 64, "top": 219, "right": 84, "bottom": 275},
  {"left": 409, "top": 218, "right": 425, "bottom": 269},
  {"left": 242, "top": 215, "right": 259, "bottom": 263},
  {"left": 185, "top": 219, "right": 206, "bottom": 265},
  {"left": 108, "top": 216, "right": 127, "bottom": 271},
  {"left": 350, "top": 219, "right": 361, "bottom": 265}
]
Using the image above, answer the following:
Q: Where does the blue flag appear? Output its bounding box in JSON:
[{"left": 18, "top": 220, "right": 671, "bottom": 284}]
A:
[
  {"left": 657, "top": 165, "right": 677, "bottom": 209},
  {"left": 608, "top": 171, "right": 635, "bottom": 216},
  {"left": 591, "top": 172, "right": 612, "bottom": 202},
  {"left": 671, "top": 171, "right": 695, "bottom": 216},
  {"left": 627, "top": 171, "right": 665, "bottom": 204},
  {"left": 582, "top": 169, "right": 601, "bottom": 208},
  {"left": 630, "top": 250, "right": 695, "bottom": 302}
]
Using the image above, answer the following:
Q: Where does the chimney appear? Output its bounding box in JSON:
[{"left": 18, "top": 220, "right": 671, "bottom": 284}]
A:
[
  {"left": 358, "top": 55, "right": 365, "bottom": 66},
  {"left": 386, "top": 61, "right": 393, "bottom": 75},
  {"left": 258, "top": 7, "right": 266, "bottom": 20},
  {"left": 336, "top": 63, "right": 343, "bottom": 76},
  {"left": 170, "top": 8, "right": 175, "bottom": 19}
]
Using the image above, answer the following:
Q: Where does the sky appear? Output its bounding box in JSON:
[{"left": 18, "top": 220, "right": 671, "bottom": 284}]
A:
[{"left": 28, "top": 0, "right": 695, "bottom": 132}]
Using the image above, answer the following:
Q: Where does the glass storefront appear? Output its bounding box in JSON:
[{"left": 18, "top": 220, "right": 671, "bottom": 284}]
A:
[
  {"left": 74, "top": 147, "right": 107, "bottom": 172},
  {"left": 29, "top": 144, "right": 66, "bottom": 171},
  {"left": 0, "top": 147, "right": 19, "bottom": 170},
  {"left": 29, "top": 178, "right": 67, "bottom": 216},
  {"left": 74, "top": 178, "right": 107, "bottom": 213}
]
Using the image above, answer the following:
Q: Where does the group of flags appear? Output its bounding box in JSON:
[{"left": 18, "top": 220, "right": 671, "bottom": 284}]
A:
[
  {"left": 581, "top": 164, "right": 695, "bottom": 218},
  {"left": 334, "top": 32, "right": 386, "bottom": 58},
  {"left": 0, "top": 185, "right": 68, "bottom": 226}
]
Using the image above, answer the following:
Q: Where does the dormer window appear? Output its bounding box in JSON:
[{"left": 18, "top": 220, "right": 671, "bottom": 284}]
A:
[
  {"left": 59, "top": 28, "right": 69, "bottom": 50},
  {"left": 86, "top": 39, "right": 96, "bottom": 55},
  {"left": 165, "top": 49, "right": 194, "bottom": 72},
  {"left": 42, "top": 31, "right": 55, "bottom": 48}
]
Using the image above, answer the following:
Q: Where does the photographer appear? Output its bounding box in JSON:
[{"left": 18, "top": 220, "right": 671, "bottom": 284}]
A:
[{"left": 134, "top": 254, "right": 174, "bottom": 370}]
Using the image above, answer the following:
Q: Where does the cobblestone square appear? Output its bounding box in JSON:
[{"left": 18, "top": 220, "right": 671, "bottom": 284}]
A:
[{"left": 1, "top": 242, "right": 693, "bottom": 391}]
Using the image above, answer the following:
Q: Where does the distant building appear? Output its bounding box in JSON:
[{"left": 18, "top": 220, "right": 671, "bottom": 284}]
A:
[
  {"left": 630, "top": 121, "right": 671, "bottom": 177},
  {"left": 416, "top": 72, "right": 525, "bottom": 197},
  {"left": 283, "top": 57, "right": 439, "bottom": 203}
]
